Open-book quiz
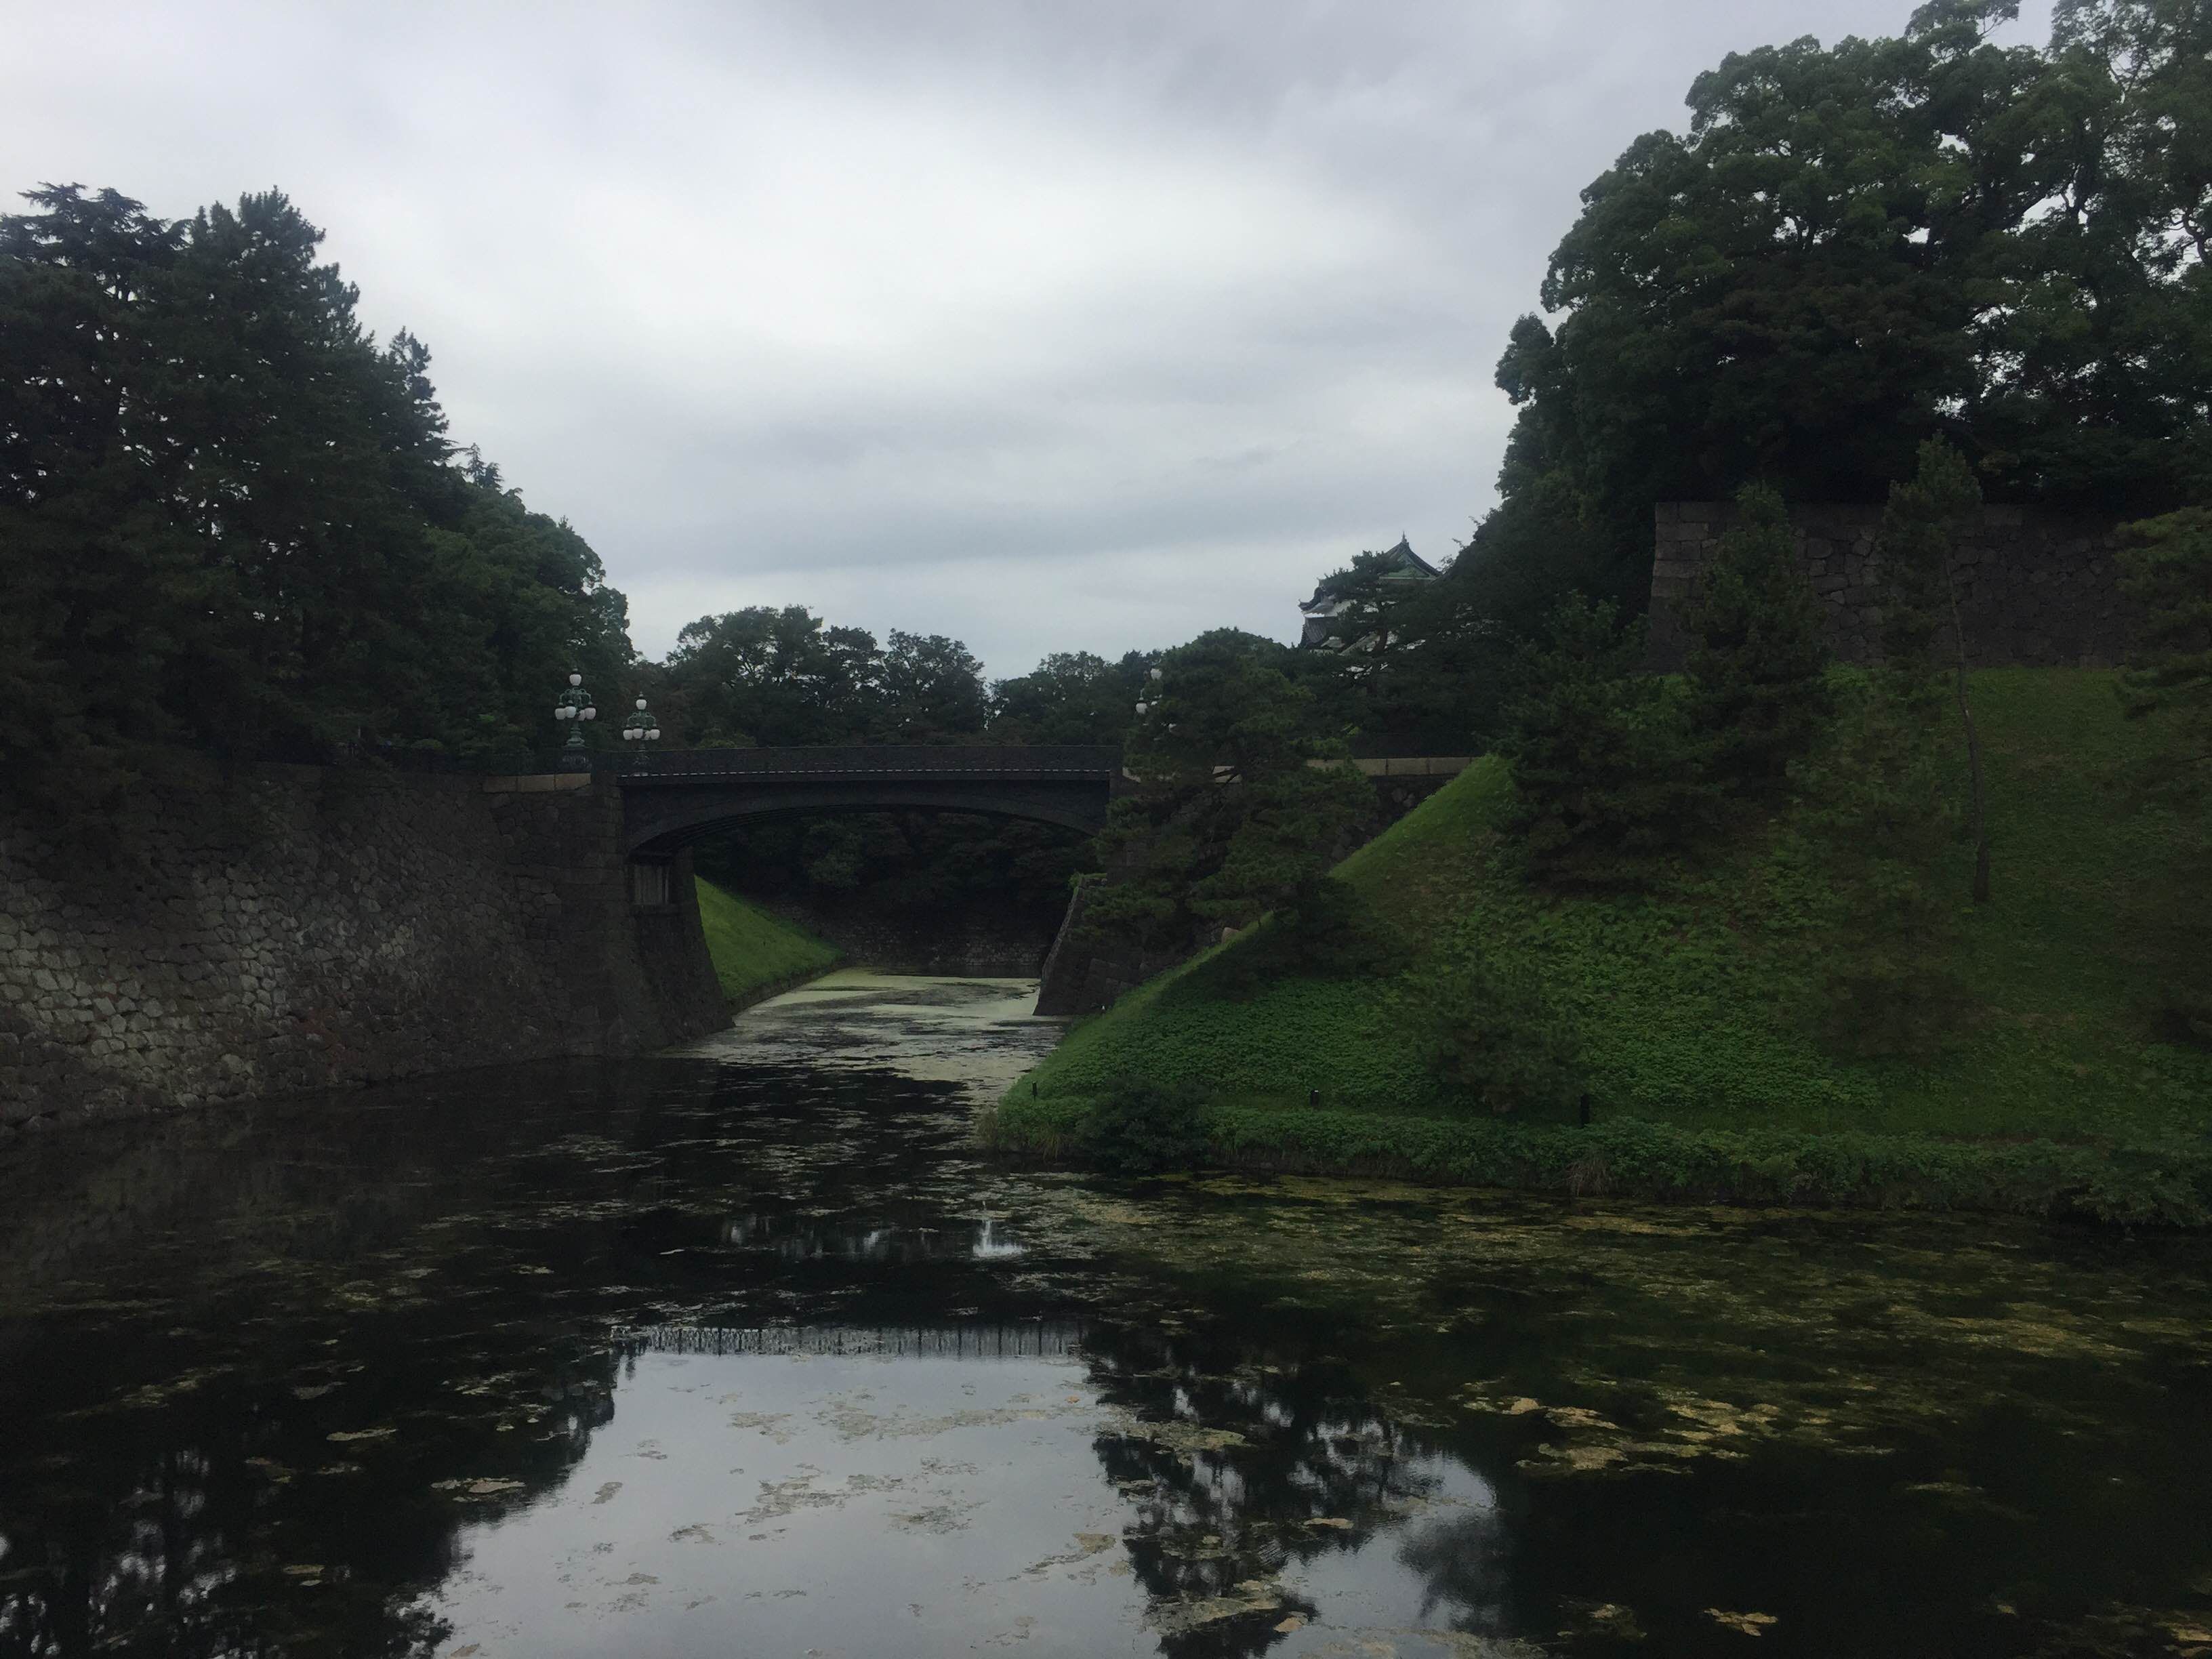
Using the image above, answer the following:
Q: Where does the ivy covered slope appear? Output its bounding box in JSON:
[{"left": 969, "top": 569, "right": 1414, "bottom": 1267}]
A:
[
  {"left": 693, "top": 878, "right": 842, "bottom": 1008},
  {"left": 994, "top": 670, "right": 2212, "bottom": 1221}
]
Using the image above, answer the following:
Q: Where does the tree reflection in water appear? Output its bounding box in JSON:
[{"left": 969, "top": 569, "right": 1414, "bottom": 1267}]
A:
[
  {"left": 1079, "top": 1321, "right": 1515, "bottom": 1656},
  {"left": 0, "top": 1334, "right": 623, "bottom": 1659},
  {"left": 12, "top": 1023, "right": 2203, "bottom": 1657}
]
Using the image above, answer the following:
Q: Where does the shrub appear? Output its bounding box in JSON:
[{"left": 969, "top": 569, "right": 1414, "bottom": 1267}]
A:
[
  {"left": 1082, "top": 1078, "right": 1212, "bottom": 1173},
  {"left": 1415, "top": 951, "right": 1583, "bottom": 1118},
  {"left": 1172, "top": 878, "right": 1406, "bottom": 1003}
]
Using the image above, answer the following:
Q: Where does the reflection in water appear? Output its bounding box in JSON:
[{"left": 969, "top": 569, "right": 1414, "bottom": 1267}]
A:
[
  {"left": 618, "top": 1320, "right": 1080, "bottom": 1359},
  {"left": 720, "top": 1214, "right": 1025, "bottom": 1262},
  {"left": 1, "top": 975, "right": 2209, "bottom": 1657},
  {"left": 1078, "top": 1324, "right": 1514, "bottom": 1656}
]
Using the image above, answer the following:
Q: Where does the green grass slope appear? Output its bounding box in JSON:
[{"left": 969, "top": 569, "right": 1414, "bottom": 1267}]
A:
[
  {"left": 694, "top": 876, "right": 841, "bottom": 1007},
  {"left": 998, "top": 671, "right": 2212, "bottom": 1215}
]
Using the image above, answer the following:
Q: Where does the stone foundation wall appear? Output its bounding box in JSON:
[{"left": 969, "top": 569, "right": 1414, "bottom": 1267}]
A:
[
  {"left": 1647, "top": 501, "right": 2142, "bottom": 670},
  {"left": 1033, "top": 878, "right": 1203, "bottom": 1017},
  {"left": 0, "top": 762, "right": 727, "bottom": 1134},
  {"left": 1033, "top": 762, "right": 1467, "bottom": 1017}
]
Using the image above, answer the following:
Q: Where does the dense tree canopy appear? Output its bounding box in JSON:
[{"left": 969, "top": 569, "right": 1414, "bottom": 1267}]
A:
[
  {"left": 1084, "top": 630, "right": 1376, "bottom": 951},
  {"left": 987, "top": 651, "right": 1151, "bottom": 747},
  {"left": 1293, "top": 549, "right": 1488, "bottom": 756},
  {"left": 0, "top": 183, "right": 630, "bottom": 820},
  {"left": 659, "top": 606, "right": 903, "bottom": 747},
  {"left": 1489, "top": 0, "right": 2212, "bottom": 607}
]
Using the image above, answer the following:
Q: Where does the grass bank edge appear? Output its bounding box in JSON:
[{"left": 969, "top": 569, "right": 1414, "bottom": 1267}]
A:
[
  {"left": 1010, "top": 670, "right": 2211, "bottom": 1144},
  {"left": 693, "top": 876, "right": 842, "bottom": 1010},
  {"left": 981, "top": 1094, "right": 2212, "bottom": 1227}
]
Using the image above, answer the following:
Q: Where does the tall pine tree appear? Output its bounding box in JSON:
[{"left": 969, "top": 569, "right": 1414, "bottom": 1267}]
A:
[
  {"left": 2116, "top": 505, "right": 2212, "bottom": 1042},
  {"left": 1680, "top": 482, "right": 1832, "bottom": 798},
  {"left": 1498, "top": 597, "right": 1696, "bottom": 884},
  {"left": 1789, "top": 442, "right": 1987, "bottom": 1054}
]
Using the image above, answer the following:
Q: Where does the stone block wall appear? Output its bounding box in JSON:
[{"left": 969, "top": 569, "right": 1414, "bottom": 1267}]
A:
[
  {"left": 1032, "top": 762, "right": 1467, "bottom": 1017},
  {"left": 1033, "top": 877, "right": 1199, "bottom": 1017},
  {"left": 0, "top": 761, "right": 726, "bottom": 1134},
  {"left": 1647, "top": 502, "right": 2143, "bottom": 670}
]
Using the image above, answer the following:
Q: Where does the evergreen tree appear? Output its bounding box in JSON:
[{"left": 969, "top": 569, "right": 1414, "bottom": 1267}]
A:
[
  {"left": 659, "top": 605, "right": 882, "bottom": 746},
  {"left": 1788, "top": 675, "right": 1970, "bottom": 1056},
  {"left": 2115, "top": 504, "right": 2212, "bottom": 1042},
  {"left": 1486, "top": 1, "right": 2212, "bottom": 617},
  {"left": 1082, "top": 631, "right": 1376, "bottom": 952},
  {"left": 1680, "top": 482, "right": 1832, "bottom": 796},
  {"left": 987, "top": 651, "right": 1147, "bottom": 746},
  {"left": 1498, "top": 597, "right": 1695, "bottom": 882},
  {"left": 0, "top": 182, "right": 636, "bottom": 828},
  {"left": 873, "top": 631, "right": 988, "bottom": 743},
  {"left": 1881, "top": 440, "right": 1992, "bottom": 901},
  {"left": 1790, "top": 444, "right": 1990, "bottom": 1054},
  {"left": 2117, "top": 507, "right": 2212, "bottom": 760}
]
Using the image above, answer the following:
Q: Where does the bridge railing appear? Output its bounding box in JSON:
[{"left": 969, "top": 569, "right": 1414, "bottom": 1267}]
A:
[{"left": 609, "top": 744, "right": 1123, "bottom": 781}]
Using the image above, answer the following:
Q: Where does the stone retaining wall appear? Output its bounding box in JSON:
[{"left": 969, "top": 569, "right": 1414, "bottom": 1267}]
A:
[
  {"left": 1647, "top": 501, "right": 2142, "bottom": 670},
  {"left": 0, "top": 761, "right": 727, "bottom": 1133},
  {"left": 1033, "top": 764, "right": 1465, "bottom": 1017}
]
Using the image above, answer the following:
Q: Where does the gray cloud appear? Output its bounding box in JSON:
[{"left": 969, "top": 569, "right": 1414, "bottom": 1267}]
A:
[{"left": 3, "top": 0, "right": 2055, "bottom": 676}]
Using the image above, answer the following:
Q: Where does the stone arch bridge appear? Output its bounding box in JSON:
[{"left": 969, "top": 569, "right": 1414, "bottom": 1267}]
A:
[{"left": 615, "top": 745, "right": 1124, "bottom": 858}]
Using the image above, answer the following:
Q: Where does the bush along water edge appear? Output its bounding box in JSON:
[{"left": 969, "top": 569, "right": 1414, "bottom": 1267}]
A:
[{"left": 979, "top": 1095, "right": 2212, "bottom": 1228}]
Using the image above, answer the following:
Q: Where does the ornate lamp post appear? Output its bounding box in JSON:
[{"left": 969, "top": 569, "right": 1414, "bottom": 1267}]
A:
[
  {"left": 1133, "top": 665, "right": 1163, "bottom": 718},
  {"left": 552, "top": 670, "right": 598, "bottom": 771},
  {"left": 621, "top": 695, "right": 661, "bottom": 762}
]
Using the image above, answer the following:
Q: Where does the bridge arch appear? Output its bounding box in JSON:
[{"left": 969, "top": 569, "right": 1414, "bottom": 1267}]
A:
[{"left": 615, "top": 745, "right": 1120, "bottom": 859}]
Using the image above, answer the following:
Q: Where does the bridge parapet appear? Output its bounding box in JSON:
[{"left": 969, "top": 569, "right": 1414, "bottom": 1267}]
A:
[
  {"left": 613, "top": 744, "right": 1121, "bottom": 783},
  {"left": 615, "top": 745, "right": 1124, "bottom": 855}
]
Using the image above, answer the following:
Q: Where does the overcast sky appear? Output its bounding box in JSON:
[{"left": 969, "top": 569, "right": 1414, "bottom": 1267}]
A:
[{"left": 4, "top": 0, "right": 2055, "bottom": 678}]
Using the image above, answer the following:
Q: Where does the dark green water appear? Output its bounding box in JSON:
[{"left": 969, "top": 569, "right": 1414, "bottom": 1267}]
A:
[{"left": 2, "top": 972, "right": 2209, "bottom": 1658}]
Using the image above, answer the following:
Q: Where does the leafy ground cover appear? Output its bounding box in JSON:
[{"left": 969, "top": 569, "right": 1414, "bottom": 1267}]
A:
[
  {"left": 694, "top": 877, "right": 841, "bottom": 1008},
  {"left": 992, "top": 670, "right": 2212, "bottom": 1221}
]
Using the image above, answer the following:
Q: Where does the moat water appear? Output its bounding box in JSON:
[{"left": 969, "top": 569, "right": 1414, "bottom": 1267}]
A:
[{"left": 2, "top": 971, "right": 2209, "bottom": 1658}]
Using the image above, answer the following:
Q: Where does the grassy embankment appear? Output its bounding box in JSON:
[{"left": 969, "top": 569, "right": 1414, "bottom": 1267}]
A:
[
  {"left": 693, "top": 876, "right": 841, "bottom": 1009},
  {"left": 990, "top": 670, "right": 2212, "bottom": 1223}
]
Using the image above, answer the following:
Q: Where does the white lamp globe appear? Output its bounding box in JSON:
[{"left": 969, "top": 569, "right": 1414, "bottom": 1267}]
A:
[
  {"left": 568, "top": 672, "right": 582, "bottom": 687},
  {"left": 635, "top": 697, "right": 647, "bottom": 711},
  {"left": 647, "top": 727, "right": 661, "bottom": 741},
  {"left": 583, "top": 705, "right": 596, "bottom": 720}
]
